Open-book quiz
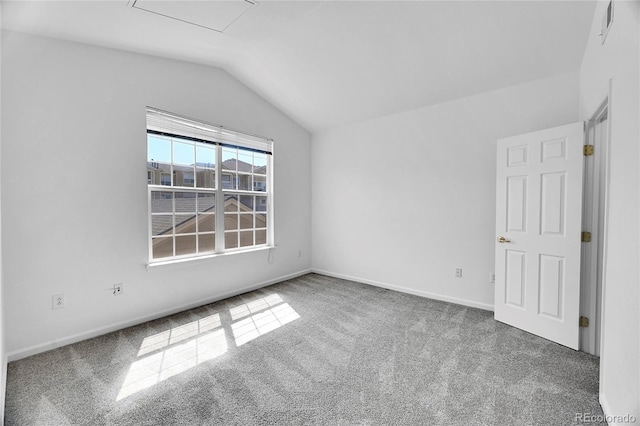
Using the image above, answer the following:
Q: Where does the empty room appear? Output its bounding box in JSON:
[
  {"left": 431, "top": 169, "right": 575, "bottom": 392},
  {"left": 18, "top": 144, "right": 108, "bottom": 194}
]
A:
[{"left": 0, "top": 0, "right": 638, "bottom": 424}]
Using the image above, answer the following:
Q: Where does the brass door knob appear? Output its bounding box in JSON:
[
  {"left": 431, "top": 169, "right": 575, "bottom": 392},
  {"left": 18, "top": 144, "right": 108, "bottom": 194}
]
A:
[{"left": 497, "top": 236, "right": 511, "bottom": 243}]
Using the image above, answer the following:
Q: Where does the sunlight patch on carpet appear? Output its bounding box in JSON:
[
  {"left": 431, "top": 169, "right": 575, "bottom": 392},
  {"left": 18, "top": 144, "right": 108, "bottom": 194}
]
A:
[
  {"left": 137, "top": 314, "right": 222, "bottom": 357},
  {"left": 231, "top": 302, "right": 300, "bottom": 346},
  {"left": 229, "top": 294, "right": 285, "bottom": 320},
  {"left": 117, "top": 328, "right": 227, "bottom": 400},
  {"left": 117, "top": 294, "right": 299, "bottom": 401}
]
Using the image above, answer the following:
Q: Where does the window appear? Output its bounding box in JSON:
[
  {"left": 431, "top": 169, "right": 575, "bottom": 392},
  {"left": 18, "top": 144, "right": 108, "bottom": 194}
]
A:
[
  {"left": 146, "top": 108, "right": 273, "bottom": 263},
  {"left": 183, "top": 172, "right": 195, "bottom": 186},
  {"left": 160, "top": 174, "right": 171, "bottom": 186}
]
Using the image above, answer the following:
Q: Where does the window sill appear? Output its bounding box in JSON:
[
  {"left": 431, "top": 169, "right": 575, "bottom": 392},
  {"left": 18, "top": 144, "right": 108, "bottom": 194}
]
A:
[{"left": 146, "top": 245, "right": 275, "bottom": 271}]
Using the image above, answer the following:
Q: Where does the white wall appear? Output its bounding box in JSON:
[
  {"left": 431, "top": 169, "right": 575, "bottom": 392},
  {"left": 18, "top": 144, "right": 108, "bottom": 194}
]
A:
[
  {"left": 1, "top": 31, "right": 312, "bottom": 358},
  {"left": 311, "top": 72, "right": 579, "bottom": 309},
  {"left": 579, "top": 1, "right": 640, "bottom": 421}
]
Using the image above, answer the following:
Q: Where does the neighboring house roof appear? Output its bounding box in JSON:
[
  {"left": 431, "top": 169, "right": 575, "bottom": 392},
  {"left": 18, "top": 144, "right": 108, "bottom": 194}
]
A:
[
  {"left": 151, "top": 196, "right": 262, "bottom": 236},
  {"left": 148, "top": 159, "right": 266, "bottom": 174},
  {"left": 152, "top": 196, "right": 205, "bottom": 236},
  {"left": 149, "top": 158, "right": 267, "bottom": 236},
  {"left": 222, "top": 158, "right": 265, "bottom": 174}
]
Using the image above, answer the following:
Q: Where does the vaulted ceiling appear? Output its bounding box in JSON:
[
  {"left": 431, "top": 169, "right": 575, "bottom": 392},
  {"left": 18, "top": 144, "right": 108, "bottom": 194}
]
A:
[{"left": 1, "top": 1, "right": 597, "bottom": 133}]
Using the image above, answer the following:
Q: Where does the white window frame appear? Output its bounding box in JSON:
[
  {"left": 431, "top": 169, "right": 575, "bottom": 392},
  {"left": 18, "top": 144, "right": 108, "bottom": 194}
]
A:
[{"left": 146, "top": 107, "right": 274, "bottom": 265}]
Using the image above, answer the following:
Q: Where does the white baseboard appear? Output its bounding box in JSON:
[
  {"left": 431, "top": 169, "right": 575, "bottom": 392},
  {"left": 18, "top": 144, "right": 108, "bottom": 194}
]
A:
[
  {"left": 7, "top": 269, "right": 312, "bottom": 362},
  {"left": 600, "top": 393, "right": 614, "bottom": 424},
  {"left": 311, "top": 269, "right": 494, "bottom": 312},
  {"left": 599, "top": 393, "right": 639, "bottom": 426},
  {"left": 1, "top": 352, "right": 6, "bottom": 423}
]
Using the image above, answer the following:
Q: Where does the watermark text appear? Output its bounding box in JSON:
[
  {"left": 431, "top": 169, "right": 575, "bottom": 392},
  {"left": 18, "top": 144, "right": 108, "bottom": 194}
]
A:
[{"left": 575, "top": 413, "right": 637, "bottom": 424}]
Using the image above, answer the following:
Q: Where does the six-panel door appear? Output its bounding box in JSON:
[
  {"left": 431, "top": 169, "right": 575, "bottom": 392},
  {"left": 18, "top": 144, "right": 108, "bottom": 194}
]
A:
[{"left": 495, "top": 122, "right": 584, "bottom": 350}]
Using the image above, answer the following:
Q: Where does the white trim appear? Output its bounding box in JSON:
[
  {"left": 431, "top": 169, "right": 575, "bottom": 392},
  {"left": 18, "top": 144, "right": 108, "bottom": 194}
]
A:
[
  {"left": 215, "top": 138, "right": 224, "bottom": 251},
  {"left": 580, "top": 95, "right": 610, "bottom": 356},
  {"left": 146, "top": 244, "right": 275, "bottom": 270},
  {"left": 597, "top": 80, "right": 613, "bottom": 393},
  {"left": 1, "top": 353, "right": 6, "bottom": 422},
  {"left": 312, "top": 269, "right": 494, "bottom": 312},
  {"left": 597, "top": 392, "right": 637, "bottom": 426},
  {"left": 599, "top": 393, "right": 613, "bottom": 423},
  {"left": 6, "top": 268, "right": 311, "bottom": 362}
]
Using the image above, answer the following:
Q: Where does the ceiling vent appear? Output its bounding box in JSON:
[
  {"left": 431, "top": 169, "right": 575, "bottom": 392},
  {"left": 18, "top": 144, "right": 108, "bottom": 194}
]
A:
[{"left": 130, "top": 0, "right": 255, "bottom": 33}]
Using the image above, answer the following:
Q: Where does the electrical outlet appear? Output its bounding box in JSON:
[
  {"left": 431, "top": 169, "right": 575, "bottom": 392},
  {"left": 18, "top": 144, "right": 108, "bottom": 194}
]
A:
[
  {"left": 52, "top": 294, "right": 65, "bottom": 309},
  {"left": 455, "top": 268, "right": 463, "bottom": 278},
  {"left": 489, "top": 273, "right": 495, "bottom": 283},
  {"left": 113, "top": 283, "right": 123, "bottom": 295}
]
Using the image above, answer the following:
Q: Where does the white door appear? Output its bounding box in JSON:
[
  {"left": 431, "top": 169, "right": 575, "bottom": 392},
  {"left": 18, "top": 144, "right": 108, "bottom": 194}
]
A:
[{"left": 495, "top": 122, "right": 584, "bottom": 350}]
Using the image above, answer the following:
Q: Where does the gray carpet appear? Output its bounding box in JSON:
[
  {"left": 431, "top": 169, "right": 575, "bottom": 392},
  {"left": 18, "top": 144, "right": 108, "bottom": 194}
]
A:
[{"left": 5, "top": 273, "right": 604, "bottom": 425}]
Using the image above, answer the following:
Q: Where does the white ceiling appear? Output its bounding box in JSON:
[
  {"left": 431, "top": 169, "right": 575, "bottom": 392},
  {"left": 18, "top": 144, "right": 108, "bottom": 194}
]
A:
[{"left": 1, "top": 1, "right": 596, "bottom": 133}]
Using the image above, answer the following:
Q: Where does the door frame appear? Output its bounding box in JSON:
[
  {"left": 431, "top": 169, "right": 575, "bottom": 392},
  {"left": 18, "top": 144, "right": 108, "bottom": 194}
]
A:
[{"left": 579, "top": 80, "right": 612, "bottom": 361}]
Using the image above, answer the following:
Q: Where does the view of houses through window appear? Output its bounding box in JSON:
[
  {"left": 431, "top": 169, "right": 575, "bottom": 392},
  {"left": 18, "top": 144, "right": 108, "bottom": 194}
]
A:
[{"left": 146, "top": 109, "right": 272, "bottom": 262}]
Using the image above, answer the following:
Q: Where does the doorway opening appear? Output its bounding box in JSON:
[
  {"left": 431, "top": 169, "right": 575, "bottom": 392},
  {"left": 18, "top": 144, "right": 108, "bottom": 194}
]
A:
[{"left": 579, "top": 96, "right": 610, "bottom": 356}]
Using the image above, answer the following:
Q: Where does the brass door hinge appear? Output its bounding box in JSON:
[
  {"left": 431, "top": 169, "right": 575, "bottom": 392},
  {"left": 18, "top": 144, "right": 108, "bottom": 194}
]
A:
[
  {"left": 583, "top": 145, "right": 594, "bottom": 156},
  {"left": 581, "top": 231, "right": 592, "bottom": 242},
  {"left": 579, "top": 316, "right": 589, "bottom": 328}
]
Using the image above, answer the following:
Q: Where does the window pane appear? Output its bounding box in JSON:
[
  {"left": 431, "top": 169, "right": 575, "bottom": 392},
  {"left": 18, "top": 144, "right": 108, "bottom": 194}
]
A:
[
  {"left": 148, "top": 135, "right": 171, "bottom": 163},
  {"left": 175, "top": 214, "right": 196, "bottom": 235},
  {"left": 239, "top": 213, "right": 253, "bottom": 230},
  {"left": 152, "top": 237, "right": 173, "bottom": 259},
  {"left": 152, "top": 215, "right": 173, "bottom": 236},
  {"left": 175, "top": 192, "right": 197, "bottom": 213},
  {"left": 238, "top": 151, "right": 253, "bottom": 171},
  {"left": 239, "top": 195, "right": 253, "bottom": 211},
  {"left": 196, "top": 168, "right": 215, "bottom": 188},
  {"left": 198, "top": 233, "right": 215, "bottom": 253},
  {"left": 225, "top": 195, "right": 238, "bottom": 212},
  {"left": 225, "top": 214, "right": 238, "bottom": 230},
  {"left": 222, "top": 147, "right": 237, "bottom": 171},
  {"left": 148, "top": 163, "right": 172, "bottom": 185},
  {"left": 255, "top": 229, "right": 267, "bottom": 245},
  {"left": 238, "top": 174, "right": 251, "bottom": 191},
  {"left": 175, "top": 235, "right": 196, "bottom": 256},
  {"left": 253, "top": 153, "right": 267, "bottom": 173},
  {"left": 198, "top": 214, "right": 215, "bottom": 233},
  {"left": 222, "top": 172, "right": 236, "bottom": 190},
  {"left": 256, "top": 196, "right": 267, "bottom": 212},
  {"left": 196, "top": 145, "right": 215, "bottom": 168},
  {"left": 197, "top": 193, "right": 215, "bottom": 213},
  {"left": 160, "top": 172, "right": 172, "bottom": 186},
  {"left": 173, "top": 141, "right": 194, "bottom": 165},
  {"left": 239, "top": 230, "right": 253, "bottom": 247},
  {"left": 174, "top": 165, "right": 195, "bottom": 187},
  {"left": 151, "top": 192, "right": 173, "bottom": 214},
  {"left": 225, "top": 232, "right": 238, "bottom": 249},
  {"left": 253, "top": 175, "right": 266, "bottom": 192},
  {"left": 256, "top": 213, "right": 267, "bottom": 229}
]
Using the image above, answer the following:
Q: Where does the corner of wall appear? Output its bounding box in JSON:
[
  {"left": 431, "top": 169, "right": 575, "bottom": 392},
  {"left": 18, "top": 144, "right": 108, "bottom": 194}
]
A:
[
  {"left": 0, "top": 3, "right": 6, "bottom": 422},
  {"left": 579, "top": 0, "right": 640, "bottom": 421}
]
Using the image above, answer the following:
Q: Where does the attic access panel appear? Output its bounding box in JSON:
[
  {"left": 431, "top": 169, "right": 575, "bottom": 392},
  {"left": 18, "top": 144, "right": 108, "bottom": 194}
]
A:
[{"left": 131, "top": 0, "right": 255, "bottom": 33}]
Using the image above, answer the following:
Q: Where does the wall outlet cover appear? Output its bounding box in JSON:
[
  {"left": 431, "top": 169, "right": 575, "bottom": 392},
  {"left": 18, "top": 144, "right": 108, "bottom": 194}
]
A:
[{"left": 52, "top": 294, "right": 65, "bottom": 309}]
